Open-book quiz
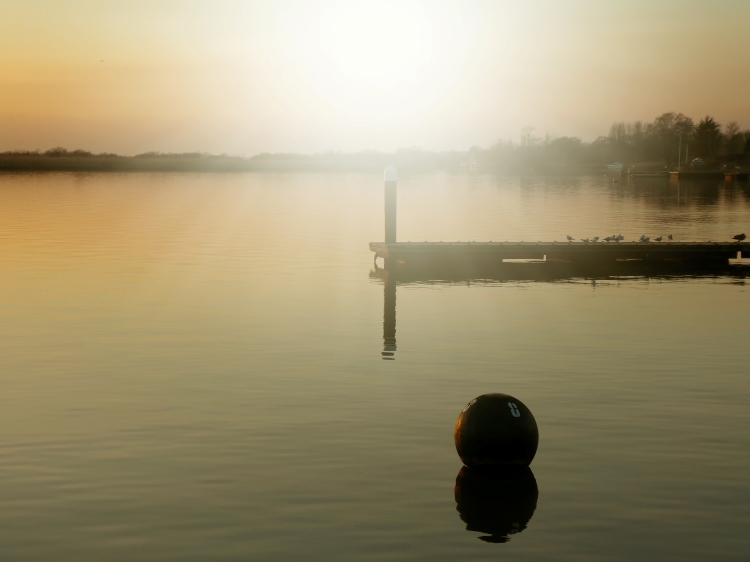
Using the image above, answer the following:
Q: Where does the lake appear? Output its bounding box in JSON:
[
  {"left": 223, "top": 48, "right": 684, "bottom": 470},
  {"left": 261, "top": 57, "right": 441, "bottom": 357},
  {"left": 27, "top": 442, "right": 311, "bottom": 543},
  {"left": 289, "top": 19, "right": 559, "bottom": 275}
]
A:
[{"left": 0, "top": 171, "right": 748, "bottom": 561}]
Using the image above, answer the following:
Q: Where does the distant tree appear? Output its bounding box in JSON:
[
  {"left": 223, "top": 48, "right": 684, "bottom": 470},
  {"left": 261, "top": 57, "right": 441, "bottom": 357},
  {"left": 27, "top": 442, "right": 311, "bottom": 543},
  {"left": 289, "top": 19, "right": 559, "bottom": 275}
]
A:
[
  {"left": 608, "top": 122, "right": 628, "bottom": 160},
  {"left": 645, "top": 112, "right": 693, "bottom": 165},
  {"left": 673, "top": 114, "right": 695, "bottom": 138},
  {"left": 546, "top": 136, "right": 585, "bottom": 165},
  {"left": 133, "top": 151, "right": 203, "bottom": 159},
  {"left": 723, "top": 121, "right": 744, "bottom": 155},
  {"left": 625, "top": 121, "right": 646, "bottom": 161},
  {"left": 609, "top": 122, "right": 627, "bottom": 142},
  {"left": 693, "top": 116, "right": 722, "bottom": 160},
  {"left": 588, "top": 135, "right": 616, "bottom": 164},
  {"left": 519, "top": 126, "right": 540, "bottom": 147},
  {"left": 0, "top": 150, "right": 40, "bottom": 156},
  {"left": 626, "top": 121, "right": 645, "bottom": 138}
]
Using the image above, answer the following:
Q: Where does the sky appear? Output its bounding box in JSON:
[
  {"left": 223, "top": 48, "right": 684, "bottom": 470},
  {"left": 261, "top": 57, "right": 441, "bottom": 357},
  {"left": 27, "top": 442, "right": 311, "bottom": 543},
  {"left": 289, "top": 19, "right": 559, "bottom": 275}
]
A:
[{"left": 2, "top": 0, "right": 750, "bottom": 155}]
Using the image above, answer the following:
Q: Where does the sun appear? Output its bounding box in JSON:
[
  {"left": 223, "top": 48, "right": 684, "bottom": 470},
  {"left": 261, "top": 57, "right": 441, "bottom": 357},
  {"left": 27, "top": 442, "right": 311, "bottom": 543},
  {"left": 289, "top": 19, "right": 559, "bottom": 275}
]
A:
[{"left": 318, "top": 1, "right": 433, "bottom": 90}]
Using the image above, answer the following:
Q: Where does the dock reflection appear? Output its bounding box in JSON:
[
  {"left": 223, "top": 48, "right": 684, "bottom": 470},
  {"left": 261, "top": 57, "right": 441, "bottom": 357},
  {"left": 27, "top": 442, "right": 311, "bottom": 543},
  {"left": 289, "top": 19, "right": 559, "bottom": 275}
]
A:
[
  {"left": 454, "top": 466, "right": 538, "bottom": 543},
  {"left": 371, "top": 262, "right": 747, "bottom": 359},
  {"left": 372, "top": 260, "right": 748, "bottom": 285}
]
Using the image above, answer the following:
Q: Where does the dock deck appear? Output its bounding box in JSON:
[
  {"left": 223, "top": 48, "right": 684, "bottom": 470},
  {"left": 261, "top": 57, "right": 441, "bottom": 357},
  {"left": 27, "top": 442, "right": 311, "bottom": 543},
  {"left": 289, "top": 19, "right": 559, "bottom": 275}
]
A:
[
  {"left": 669, "top": 171, "right": 750, "bottom": 180},
  {"left": 370, "top": 240, "right": 749, "bottom": 268}
]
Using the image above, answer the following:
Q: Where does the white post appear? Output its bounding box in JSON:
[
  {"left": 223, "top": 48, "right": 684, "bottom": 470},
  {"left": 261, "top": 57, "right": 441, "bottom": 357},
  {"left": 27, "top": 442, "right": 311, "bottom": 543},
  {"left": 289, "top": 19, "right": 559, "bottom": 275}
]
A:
[{"left": 384, "top": 166, "right": 397, "bottom": 244}]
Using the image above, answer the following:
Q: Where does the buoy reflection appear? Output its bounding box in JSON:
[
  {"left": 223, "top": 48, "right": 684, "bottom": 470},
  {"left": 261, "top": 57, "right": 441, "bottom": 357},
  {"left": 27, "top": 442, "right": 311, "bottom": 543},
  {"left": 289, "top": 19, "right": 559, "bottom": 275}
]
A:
[{"left": 454, "top": 465, "right": 538, "bottom": 543}]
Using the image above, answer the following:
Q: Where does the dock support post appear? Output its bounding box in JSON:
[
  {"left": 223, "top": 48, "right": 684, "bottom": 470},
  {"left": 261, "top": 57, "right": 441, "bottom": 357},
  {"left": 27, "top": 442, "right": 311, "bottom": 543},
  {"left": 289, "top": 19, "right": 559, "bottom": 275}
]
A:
[{"left": 384, "top": 166, "right": 397, "bottom": 244}]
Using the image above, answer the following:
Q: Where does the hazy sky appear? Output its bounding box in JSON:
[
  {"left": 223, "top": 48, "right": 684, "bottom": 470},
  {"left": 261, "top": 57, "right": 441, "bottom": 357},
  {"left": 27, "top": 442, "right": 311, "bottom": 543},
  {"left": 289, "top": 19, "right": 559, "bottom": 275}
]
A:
[{"left": 2, "top": 0, "right": 750, "bottom": 155}]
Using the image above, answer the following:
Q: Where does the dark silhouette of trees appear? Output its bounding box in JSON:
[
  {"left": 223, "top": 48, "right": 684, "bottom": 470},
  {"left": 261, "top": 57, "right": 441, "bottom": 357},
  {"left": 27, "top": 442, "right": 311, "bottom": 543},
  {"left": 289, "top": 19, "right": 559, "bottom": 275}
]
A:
[
  {"left": 723, "top": 121, "right": 744, "bottom": 155},
  {"left": 693, "top": 116, "right": 723, "bottom": 160},
  {"left": 4, "top": 111, "right": 750, "bottom": 173},
  {"left": 479, "top": 112, "right": 749, "bottom": 171},
  {"left": 43, "top": 147, "right": 94, "bottom": 157},
  {"left": 645, "top": 112, "right": 694, "bottom": 166}
]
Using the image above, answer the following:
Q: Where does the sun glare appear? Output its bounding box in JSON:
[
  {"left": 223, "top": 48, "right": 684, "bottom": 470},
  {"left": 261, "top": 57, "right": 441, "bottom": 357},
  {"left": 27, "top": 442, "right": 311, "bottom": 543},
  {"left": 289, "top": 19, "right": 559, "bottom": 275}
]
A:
[{"left": 319, "top": 1, "right": 433, "bottom": 90}]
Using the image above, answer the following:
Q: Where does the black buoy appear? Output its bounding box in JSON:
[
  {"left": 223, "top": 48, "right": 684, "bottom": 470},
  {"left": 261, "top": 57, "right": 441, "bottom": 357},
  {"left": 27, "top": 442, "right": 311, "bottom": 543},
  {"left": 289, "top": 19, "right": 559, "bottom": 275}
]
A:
[
  {"left": 454, "top": 465, "right": 538, "bottom": 543},
  {"left": 454, "top": 393, "right": 538, "bottom": 467}
]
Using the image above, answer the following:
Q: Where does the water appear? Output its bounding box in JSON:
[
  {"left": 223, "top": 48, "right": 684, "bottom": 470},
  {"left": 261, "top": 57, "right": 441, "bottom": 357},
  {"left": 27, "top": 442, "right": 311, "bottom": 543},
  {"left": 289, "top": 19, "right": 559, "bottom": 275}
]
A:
[{"left": 0, "top": 171, "right": 748, "bottom": 560}]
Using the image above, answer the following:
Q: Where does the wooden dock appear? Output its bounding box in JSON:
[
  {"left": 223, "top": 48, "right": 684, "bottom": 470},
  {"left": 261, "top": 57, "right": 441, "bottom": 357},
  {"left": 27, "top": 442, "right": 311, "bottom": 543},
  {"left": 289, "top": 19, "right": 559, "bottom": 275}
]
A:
[
  {"left": 370, "top": 241, "right": 750, "bottom": 270},
  {"left": 669, "top": 171, "right": 750, "bottom": 180},
  {"left": 370, "top": 166, "right": 749, "bottom": 274},
  {"left": 669, "top": 171, "right": 724, "bottom": 179}
]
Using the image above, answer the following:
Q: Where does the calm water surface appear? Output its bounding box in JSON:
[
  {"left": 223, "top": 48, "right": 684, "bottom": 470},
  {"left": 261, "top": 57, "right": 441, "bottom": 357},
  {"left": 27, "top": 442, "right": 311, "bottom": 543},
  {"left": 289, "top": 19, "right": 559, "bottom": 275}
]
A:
[{"left": 0, "top": 172, "right": 748, "bottom": 560}]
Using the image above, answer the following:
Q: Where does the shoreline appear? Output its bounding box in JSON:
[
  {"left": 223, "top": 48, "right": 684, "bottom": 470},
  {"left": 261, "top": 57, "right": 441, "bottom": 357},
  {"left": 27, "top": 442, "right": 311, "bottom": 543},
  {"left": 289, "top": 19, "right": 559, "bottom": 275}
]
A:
[{"left": 0, "top": 155, "right": 618, "bottom": 174}]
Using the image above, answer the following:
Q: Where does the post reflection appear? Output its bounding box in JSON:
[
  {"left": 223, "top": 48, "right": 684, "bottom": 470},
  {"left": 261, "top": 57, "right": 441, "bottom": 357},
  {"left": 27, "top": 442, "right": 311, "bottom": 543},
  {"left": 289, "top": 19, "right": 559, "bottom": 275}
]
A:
[
  {"left": 382, "top": 275, "right": 396, "bottom": 360},
  {"left": 454, "top": 466, "right": 538, "bottom": 543}
]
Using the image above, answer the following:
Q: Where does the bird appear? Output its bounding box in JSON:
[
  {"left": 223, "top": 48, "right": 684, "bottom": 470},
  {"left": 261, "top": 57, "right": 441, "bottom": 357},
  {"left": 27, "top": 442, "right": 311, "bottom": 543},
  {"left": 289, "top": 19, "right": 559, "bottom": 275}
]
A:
[
  {"left": 604, "top": 236, "right": 612, "bottom": 242},
  {"left": 639, "top": 235, "right": 646, "bottom": 241},
  {"left": 733, "top": 233, "right": 747, "bottom": 242},
  {"left": 668, "top": 234, "right": 673, "bottom": 241},
  {"left": 566, "top": 235, "right": 574, "bottom": 241},
  {"left": 618, "top": 234, "right": 624, "bottom": 241},
  {"left": 581, "top": 238, "right": 590, "bottom": 243},
  {"left": 641, "top": 236, "right": 650, "bottom": 243},
  {"left": 592, "top": 236, "right": 600, "bottom": 242},
  {"left": 655, "top": 236, "right": 663, "bottom": 242}
]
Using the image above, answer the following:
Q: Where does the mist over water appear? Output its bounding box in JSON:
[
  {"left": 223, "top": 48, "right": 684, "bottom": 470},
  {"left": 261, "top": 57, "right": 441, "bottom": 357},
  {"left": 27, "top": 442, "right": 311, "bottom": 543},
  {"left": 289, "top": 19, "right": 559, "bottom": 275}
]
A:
[{"left": 0, "top": 171, "right": 749, "bottom": 560}]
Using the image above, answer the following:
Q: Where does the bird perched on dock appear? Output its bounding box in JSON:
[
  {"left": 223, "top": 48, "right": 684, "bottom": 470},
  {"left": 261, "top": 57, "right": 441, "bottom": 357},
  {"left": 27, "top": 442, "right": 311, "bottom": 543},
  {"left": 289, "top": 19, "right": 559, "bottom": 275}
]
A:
[
  {"left": 639, "top": 235, "right": 646, "bottom": 241},
  {"left": 641, "top": 236, "right": 650, "bottom": 243},
  {"left": 581, "top": 238, "right": 590, "bottom": 243},
  {"left": 618, "top": 234, "right": 624, "bottom": 241},
  {"left": 733, "top": 233, "right": 747, "bottom": 242},
  {"left": 592, "top": 236, "right": 599, "bottom": 242},
  {"left": 655, "top": 236, "right": 663, "bottom": 242},
  {"left": 604, "top": 236, "right": 612, "bottom": 242},
  {"left": 668, "top": 234, "right": 673, "bottom": 241},
  {"left": 567, "top": 235, "right": 574, "bottom": 241}
]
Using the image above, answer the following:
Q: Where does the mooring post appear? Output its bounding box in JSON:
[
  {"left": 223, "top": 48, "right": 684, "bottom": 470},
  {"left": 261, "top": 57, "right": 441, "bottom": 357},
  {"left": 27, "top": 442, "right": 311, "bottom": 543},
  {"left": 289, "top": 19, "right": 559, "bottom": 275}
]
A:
[{"left": 384, "top": 165, "right": 397, "bottom": 244}]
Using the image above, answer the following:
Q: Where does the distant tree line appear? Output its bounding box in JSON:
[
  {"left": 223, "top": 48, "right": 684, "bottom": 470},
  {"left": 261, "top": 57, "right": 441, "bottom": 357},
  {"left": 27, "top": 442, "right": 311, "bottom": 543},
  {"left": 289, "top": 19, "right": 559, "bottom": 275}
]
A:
[
  {"left": 2, "top": 113, "right": 748, "bottom": 172},
  {"left": 0, "top": 147, "right": 118, "bottom": 158},
  {"left": 476, "top": 112, "right": 750, "bottom": 171},
  {"left": 0, "top": 147, "right": 464, "bottom": 172}
]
